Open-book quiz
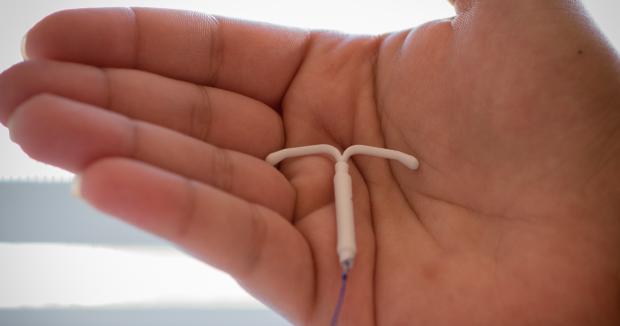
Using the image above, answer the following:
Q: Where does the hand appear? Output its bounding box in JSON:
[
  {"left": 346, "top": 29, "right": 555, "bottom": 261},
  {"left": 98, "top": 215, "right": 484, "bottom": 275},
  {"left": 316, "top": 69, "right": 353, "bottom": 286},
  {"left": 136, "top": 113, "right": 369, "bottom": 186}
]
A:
[{"left": 2, "top": 1, "right": 619, "bottom": 325}]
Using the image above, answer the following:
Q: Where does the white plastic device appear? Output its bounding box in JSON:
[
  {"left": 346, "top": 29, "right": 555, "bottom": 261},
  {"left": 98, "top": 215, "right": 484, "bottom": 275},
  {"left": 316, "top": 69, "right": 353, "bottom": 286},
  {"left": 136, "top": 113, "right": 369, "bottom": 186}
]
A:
[{"left": 266, "top": 144, "right": 419, "bottom": 273}]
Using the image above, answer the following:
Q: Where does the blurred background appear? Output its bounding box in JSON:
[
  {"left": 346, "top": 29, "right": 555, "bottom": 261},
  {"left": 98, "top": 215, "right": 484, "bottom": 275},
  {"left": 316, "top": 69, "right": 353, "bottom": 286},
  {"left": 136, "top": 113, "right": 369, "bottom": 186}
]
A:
[{"left": 1, "top": 0, "right": 619, "bottom": 325}]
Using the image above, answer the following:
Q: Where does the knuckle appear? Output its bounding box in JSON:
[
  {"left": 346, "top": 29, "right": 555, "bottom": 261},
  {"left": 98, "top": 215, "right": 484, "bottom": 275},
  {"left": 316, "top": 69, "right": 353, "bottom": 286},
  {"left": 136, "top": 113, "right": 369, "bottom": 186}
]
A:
[
  {"left": 191, "top": 86, "right": 212, "bottom": 142},
  {"left": 210, "top": 147, "right": 235, "bottom": 192},
  {"left": 237, "top": 204, "right": 269, "bottom": 278}
]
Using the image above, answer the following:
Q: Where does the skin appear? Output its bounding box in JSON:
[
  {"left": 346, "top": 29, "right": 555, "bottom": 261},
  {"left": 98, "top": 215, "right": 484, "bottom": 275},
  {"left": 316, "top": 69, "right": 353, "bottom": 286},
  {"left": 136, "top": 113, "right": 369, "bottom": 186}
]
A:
[{"left": 1, "top": 0, "right": 619, "bottom": 324}]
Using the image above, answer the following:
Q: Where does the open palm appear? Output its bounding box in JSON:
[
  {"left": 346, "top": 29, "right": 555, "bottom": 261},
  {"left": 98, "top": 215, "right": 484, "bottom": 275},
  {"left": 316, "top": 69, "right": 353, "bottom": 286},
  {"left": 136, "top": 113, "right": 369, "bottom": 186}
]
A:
[{"left": 2, "top": 1, "right": 620, "bottom": 325}]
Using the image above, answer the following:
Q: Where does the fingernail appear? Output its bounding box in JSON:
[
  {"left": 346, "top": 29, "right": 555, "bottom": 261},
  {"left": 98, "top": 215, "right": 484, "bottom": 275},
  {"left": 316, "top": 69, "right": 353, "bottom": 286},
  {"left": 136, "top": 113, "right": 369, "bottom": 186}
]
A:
[
  {"left": 21, "top": 34, "right": 29, "bottom": 60},
  {"left": 71, "top": 175, "right": 82, "bottom": 198},
  {"left": 7, "top": 114, "right": 18, "bottom": 142}
]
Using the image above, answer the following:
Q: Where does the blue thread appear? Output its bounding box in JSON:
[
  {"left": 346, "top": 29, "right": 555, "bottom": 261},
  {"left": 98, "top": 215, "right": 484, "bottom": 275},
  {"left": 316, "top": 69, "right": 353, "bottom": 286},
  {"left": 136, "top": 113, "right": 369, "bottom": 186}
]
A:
[{"left": 330, "top": 272, "right": 348, "bottom": 326}]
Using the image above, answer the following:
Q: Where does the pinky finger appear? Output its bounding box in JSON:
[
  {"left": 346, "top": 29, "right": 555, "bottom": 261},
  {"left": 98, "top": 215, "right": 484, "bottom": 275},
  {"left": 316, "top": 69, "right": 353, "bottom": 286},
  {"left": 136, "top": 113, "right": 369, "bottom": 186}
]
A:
[{"left": 79, "top": 158, "right": 314, "bottom": 323}]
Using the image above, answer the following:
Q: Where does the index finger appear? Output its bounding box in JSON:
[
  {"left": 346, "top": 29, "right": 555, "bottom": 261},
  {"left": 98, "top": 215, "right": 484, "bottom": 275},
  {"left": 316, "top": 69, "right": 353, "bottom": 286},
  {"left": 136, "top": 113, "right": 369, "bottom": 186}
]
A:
[{"left": 24, "top": 7, "right": 311, "bottom": 108}]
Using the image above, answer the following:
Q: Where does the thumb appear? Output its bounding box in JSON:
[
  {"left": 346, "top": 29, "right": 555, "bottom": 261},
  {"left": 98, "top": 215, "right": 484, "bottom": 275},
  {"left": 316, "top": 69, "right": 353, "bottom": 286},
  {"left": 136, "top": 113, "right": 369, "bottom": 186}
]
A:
[
  {"left": 448, "top": 0, "right": 611, "bottom": 52},
  {"left": 448, "top": 0, "right": 587, "bottom": 16}
]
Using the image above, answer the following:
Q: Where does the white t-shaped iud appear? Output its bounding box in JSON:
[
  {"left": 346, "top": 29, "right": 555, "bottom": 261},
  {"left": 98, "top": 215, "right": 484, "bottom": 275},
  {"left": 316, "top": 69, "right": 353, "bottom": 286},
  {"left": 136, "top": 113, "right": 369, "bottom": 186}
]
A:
[{"left": 266, "top": 144, "right": 419, "bottom": 273}]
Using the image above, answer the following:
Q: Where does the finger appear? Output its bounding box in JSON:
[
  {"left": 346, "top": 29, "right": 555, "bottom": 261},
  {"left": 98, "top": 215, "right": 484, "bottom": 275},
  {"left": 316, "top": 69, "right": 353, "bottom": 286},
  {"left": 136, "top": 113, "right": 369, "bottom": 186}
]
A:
[
  {"left": 8, "top": 94, "right": 294, "bottom": 218},
  {"left": 24, "top": 7, "right": 311, "bottom": 108},
  {"left": 80, "top": 157, "right": 314, "bottom": 323},
  {"left": 0, "top": 60, "right": 283, "bottom": 158}
]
